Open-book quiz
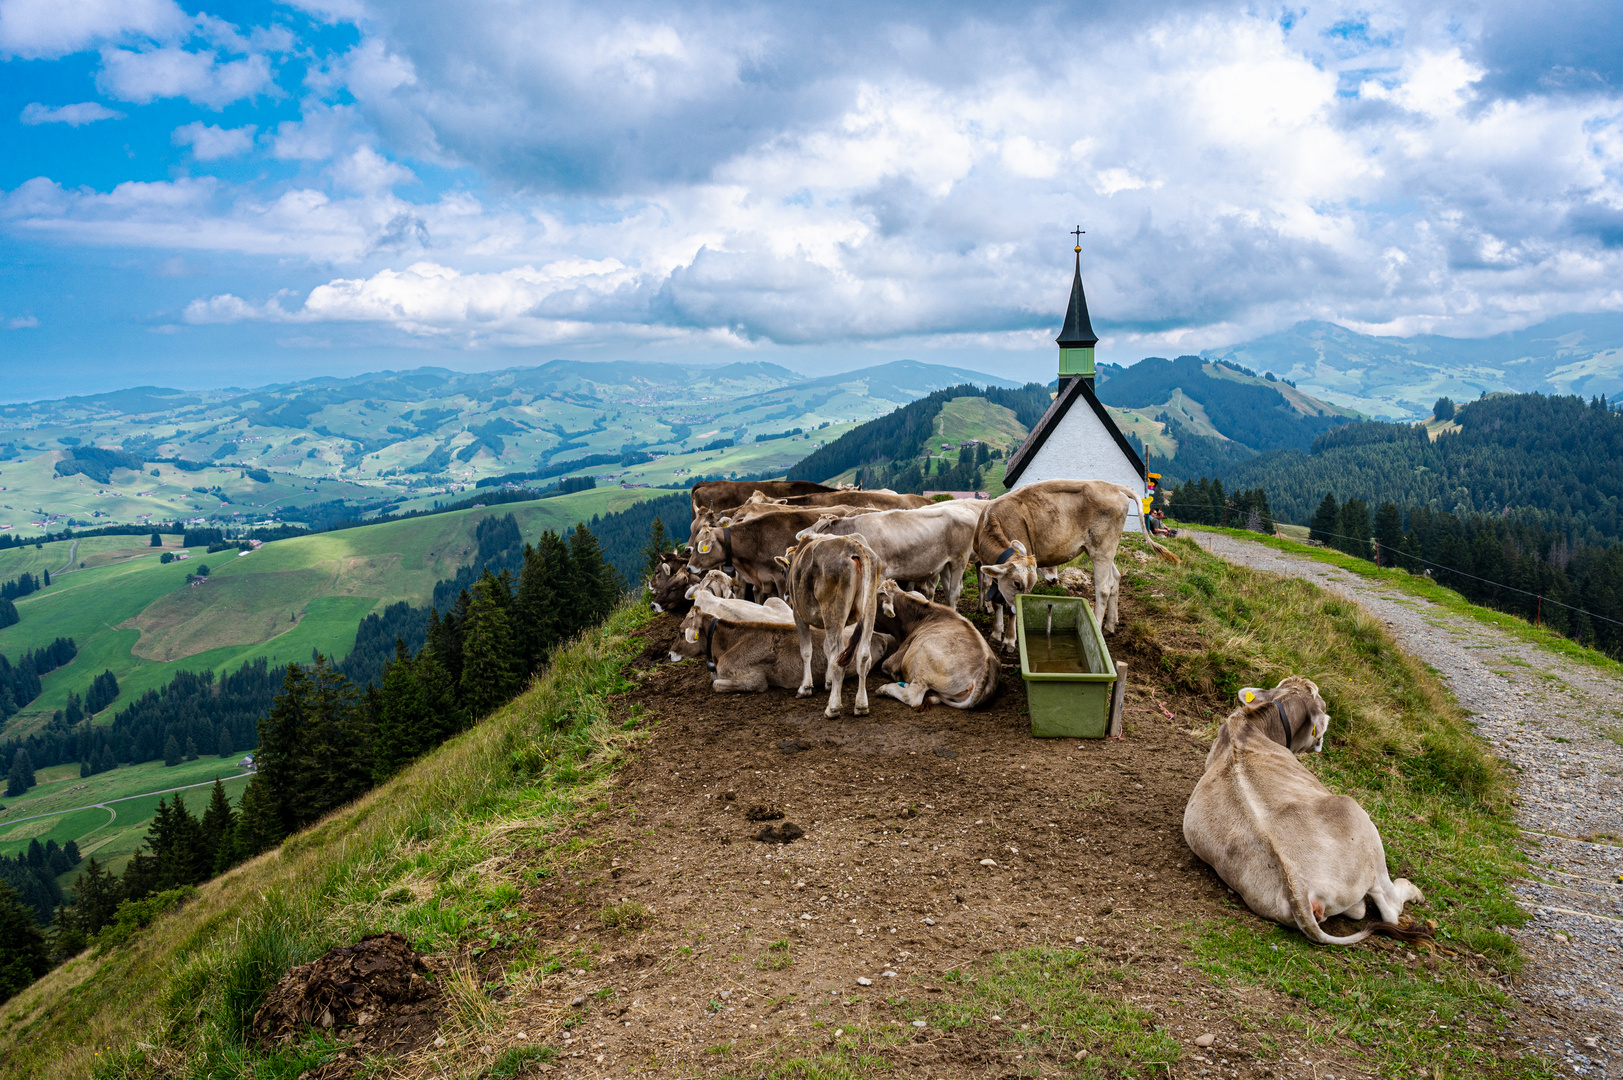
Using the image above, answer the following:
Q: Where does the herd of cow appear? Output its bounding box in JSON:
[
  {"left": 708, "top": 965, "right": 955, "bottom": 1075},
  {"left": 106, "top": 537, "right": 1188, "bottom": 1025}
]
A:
[{"left": 649, "top": 476, "right": 1430, "bottom": 946}]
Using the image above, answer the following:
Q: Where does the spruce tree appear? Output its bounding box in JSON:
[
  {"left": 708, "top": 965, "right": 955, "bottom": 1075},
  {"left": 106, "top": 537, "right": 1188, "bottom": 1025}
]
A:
[
  {"left": 641, "top": 518, "right": 671, "bottom": 583},
  {"left": 302, "top": 656, "right": 369, "bottom": 824},
  {"left": 51, "top": 903, "right": 85, "bottom": 961},
  {"left": 1373, "top": 502, "right": 1404, "bottom": 567},
  {"left": 41, "top": 569, "right": 48, "bottom": 587},
  {"left": 149, "top": 531, "right": 163, "bottom": 547},
  {"left": 5, "top": 750, "right": 32, "bottom": 797},
  {"left": 516, "top": 532, "right": 570, "bottom": 673},
  {"left": 62, "top": 840, "right": 79, "bottom": 865},
  {"left": 1339, "top": 498, "right": 1373, "bottom": 560},
  {"left": 1309, "top": 493, "right": 1340, "bottom": 546},
  {"left": 0, "top": 882, "right": 48, "bottom": 1001},
  {"left": 163, "top": 735, "right": 182, "bottom": 767},
  {"left": 414, "top": 646, "right": 463, "bottom": 746},
  {"left": 217, "top": 727, "right": 232, "bottom": 757},
  {"left": 67, "top": 856, "right": 121, "bottom": 937},
  {"left": 563, "top": 524, "right": 621, "bottom": 638},
  {"left": 184, "top": 737, "right": 198, "bottom": 762},
  {"left": 227, "top": 776, "right": 282, "bottom": 864},
  {"left": 198, "top": 779, "right": 234, "bottom": 874},
  {"left": 459, "top": 572, "right": 521, "bottom": 720},
  {"left": 257, "top": 663, "right": 311, "bottom": 836},
  {"left": 373, "top": 643, "right": 426, "bottom": 782},
  {"left": 94, "top": 744, "right": 115, "bottom": 774}
]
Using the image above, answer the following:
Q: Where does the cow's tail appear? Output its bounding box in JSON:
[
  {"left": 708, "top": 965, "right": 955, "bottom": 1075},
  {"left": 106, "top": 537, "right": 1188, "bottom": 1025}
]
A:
[
  {"left": 1286, "top": 877, "right": 1432, "bottom": 946},
  {"left": 835, "top": 552, "right": 876, "bottom": 669}
]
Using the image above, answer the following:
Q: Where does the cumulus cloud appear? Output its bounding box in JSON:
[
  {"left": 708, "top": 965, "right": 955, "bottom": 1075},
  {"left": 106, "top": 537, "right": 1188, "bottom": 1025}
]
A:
[
  {"left": 6, "top": 0, "right": 1623, "bottom": 357},
  {"left": 19, "top": 101, "right": 125, "bottom": 125},
  {"left": 0, "top": 0, "right": 186, "bottom": 60},
  {"left": 5, "top": 315, "right": 38, "bottom": 329},
  {"left": 98, "top": 46, "right": 275, "bottom": 108},
  {"left": 172, "top": 121, "right": 256, "bottom": 159}
]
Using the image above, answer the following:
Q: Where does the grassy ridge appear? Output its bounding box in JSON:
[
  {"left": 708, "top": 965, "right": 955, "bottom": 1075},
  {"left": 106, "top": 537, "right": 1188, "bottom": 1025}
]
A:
[{"left": 0, "top": 539, "right": 1546, "bottom": 1079}]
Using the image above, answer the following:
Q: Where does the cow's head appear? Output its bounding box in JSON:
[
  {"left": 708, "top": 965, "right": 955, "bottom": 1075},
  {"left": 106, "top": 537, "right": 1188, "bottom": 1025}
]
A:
[
  {"left": 650, "top": 565, "right": 696, "bottom": 613},
  {"left": 669, "top": 608, "right": 712, "bottom": 663},
  {"left": 978, "top": 543, "right": 1039, "bottom": 611},
  {"left": 1237, "top": 676, "right": 1330, "bottom": 753},
  {"left": 793, "top": 513, "right": 842, "bottom": 541},
  {"left": 685, "top": 569, "right": 738, "bottom": 601},
  {"left": 688, "top": 522, "right": 729, "bottom": 573},
  {"left": 877, "top": 578, "right": 900, "bottom": 618}
]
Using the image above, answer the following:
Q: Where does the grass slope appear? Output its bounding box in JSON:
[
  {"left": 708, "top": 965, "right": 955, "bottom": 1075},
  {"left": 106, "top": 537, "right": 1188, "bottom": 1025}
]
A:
[
  {"left": 0, "top": 539, "right": 1551, "bottom": 1079},
  {"left": 0, "top": 488, "right": 669, "bottom": 735}
]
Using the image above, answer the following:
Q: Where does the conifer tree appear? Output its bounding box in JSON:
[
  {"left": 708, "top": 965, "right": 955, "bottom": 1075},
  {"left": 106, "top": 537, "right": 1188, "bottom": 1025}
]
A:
[
  {"left": 217, "top": 728, "right": 232, "bottom": 757},
  {"left": 257, "top": 663, "right": 311, "bottom": 836},
  {"left": 227, "top": 775, "right": 282, "bottom": 864},
  {"left": 414, "top": 646, "right": 462, "bottom": 746},
  {"left": 0, "top": 881, "right": 48, "bottom": 1001},
  {"left": 515, "top": 532, "right": 569, "bottom": 674},
  {"left": 67, "top": 857, "right": 121, "bottom": 937},
  {"left": 94, "top": 744, "right": 115, "bottom": 774},
  {"left": 120, "top": 849, "right": 159, "bottom": 903},
  {"left": 372, "top": 642, "right": 426, "bottom": 782},
  {"left": 162, "top": 734, "right": 181, "bottom": 766},
  {"left": 149, "top": 531, "right": 163, "bottom": 547},
  {"left": 5, "top": 749, "right": 33, "bottom": 797},
  {"left": 1373, "top": 502, "right": 1404, "bottom": 567},
  {"left": 563, "top": 524, "right": 621, "bottom": 639},
  {"left": 641, "top": 518, "right": 671, "bottom": 583},
  {"left": 41, "top": 569, "right": 48, "bottom": 587},
  {"left": 184, "top": 737, "right": 198, "bottom": 761},
  {"left": 301, "top": 656, "right": 369, "bottom": 825},
  {"left": 62, "top": 840, "right": 79, "bottom": 865},
  {"left": 1309, "top": 492, "right": 1340, "bottom": 546},
  {"left": 1339, "top": 497, "right": 1373, "bottom": 560},
  {"left": 51, "top": 902, "right": 85, "bottom": 961},
  {"left": 198, "top": 779, "right": 234, "bottom": 874},
  {"left": 459, "top": 572, "right": 521, "bottom": 719},
  {"left": 425, "top": 606, "right": 466, "bottom": 692}
]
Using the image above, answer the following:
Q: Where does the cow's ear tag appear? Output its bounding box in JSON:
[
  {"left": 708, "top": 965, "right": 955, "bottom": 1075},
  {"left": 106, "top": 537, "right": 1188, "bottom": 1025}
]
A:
[
  {"left": 684, "top": 628, "right": 698, "bottom": 643},
  {"left": 699, "top": 542, "right": 712, "bottom": 554},
  {"left": 1241, "top": 689, "right": 1257, "bottom": 703}
]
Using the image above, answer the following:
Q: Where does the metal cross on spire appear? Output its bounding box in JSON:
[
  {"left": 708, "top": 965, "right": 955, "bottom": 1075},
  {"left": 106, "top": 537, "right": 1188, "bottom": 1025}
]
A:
[{"left": 1071, "top": 226, "right": 1085, "bottom": 252}]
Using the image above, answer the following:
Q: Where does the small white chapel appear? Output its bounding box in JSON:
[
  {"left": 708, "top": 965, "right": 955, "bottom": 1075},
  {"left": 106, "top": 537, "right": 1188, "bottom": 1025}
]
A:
[{"left": 1001, "top": 235, "right": 1149, "bottom": 529}]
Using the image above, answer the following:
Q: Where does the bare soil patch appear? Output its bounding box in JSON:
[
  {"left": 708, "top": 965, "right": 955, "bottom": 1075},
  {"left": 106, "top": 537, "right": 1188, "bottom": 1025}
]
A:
[{"left": 479, "top": 585, "right": 1469, "bottom": 1079}]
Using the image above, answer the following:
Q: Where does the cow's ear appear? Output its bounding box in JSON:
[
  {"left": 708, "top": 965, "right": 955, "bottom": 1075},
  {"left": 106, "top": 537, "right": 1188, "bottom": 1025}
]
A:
[
  {"left": 981, "top": 563, "right": 1011, "bottom": 579},
  {"left": 1238, "top": 687, "right": 1266, "bottom": 705},
  {"left": 684, "top": 584, "right": 698, "bottom": 599},
  {"left": 775, "top": 555, "right": 790, "bottom": 568},
  {"left": 1011, "top": 540, "right": 1028, "bottom": 555}
]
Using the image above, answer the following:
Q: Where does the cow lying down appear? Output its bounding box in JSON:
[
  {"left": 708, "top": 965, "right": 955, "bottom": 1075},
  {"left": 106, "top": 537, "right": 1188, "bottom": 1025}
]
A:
[
  {"left": 873, "top": 580, "right": 999, "bottom": 710},
  {"left": 669, "top": 603, "right": 890, "bottom": 694},
  {"left": 1182, "top": 677, "right": 1429, "bottom": 946}
]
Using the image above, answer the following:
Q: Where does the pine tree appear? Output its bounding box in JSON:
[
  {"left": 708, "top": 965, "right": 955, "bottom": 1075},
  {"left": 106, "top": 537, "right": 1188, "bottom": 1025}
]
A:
[
  {"left": 227, "top": 776, "right": 282, "bottom": 864},
  {"left": 296, "top": 655, "right": 370, "bottom": 826},
  {"left": 1309, "top": 493, "right": 1340, "bottom": 546},
  {"left": 67, "top": 856, "right": 121, "bottom": 937},
  {"left": 563, "top": 524, "right": 621, "bottom": 639},
  {"left": 0, "top": 881, "right": 48, "bottom": 1001},
  {"left": 217, "top": 727, "right": 232, "bottom": 757},
  {"left": 425, "top": 606, "right": 466, "bottom": 692},
  {"left": 94, "top": 744, "right": 115, "bottom": 774},
  {"left": 414, "top": 646, "right": 462, "bottom": 746},
  {"left": 198, "top": 779, "right": 234, "bottom": 874},
  {"left": 459, "top": 572, "right": 521, "bottom": 720},
  {"left": 515, "top": 532, "right": 570, "bottom": 674},
  {"left": 1339, "top": 497, "right": 1373, "bottom": 560},
  {"left": 257, "top": 663, "right": 311, "bottom": 836},
  {"left": 1373, "top": 502, "right": 1404, "bottom": 567},
  {"left": 64, "top": 693, "right": 83, "bottom": 725},
  {"left": 5, "top": 749, "right": 33, "bottom": 797},
  {"left": 25, "top": 840, "right": 43, "bottom": 869},
  {"left": 162, "top": 734, "right": 182, "bottom": 767},
  {"left": 641, "top": 518, "right": 671, "bottom": 584},
  {"left": 62, "top": 840, "right": 79, "bottom": 865},
  {"left": 51, "top": 903, "right": 85, "bottom": 961},
  {"left": 373, "top": 643, "right": 427, "bottom": 782},
  {"left": 41, "top": 569, "right": 48, "bottom": 588},
  {"left": 149, "top": 531, "right": 163, "bottom": 547}
]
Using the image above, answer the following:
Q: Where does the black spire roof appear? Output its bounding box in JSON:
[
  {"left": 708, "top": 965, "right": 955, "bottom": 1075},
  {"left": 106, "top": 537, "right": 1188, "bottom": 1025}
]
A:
[{"left": 1055, "top": 251, "right": 1098, "bottom": 348}]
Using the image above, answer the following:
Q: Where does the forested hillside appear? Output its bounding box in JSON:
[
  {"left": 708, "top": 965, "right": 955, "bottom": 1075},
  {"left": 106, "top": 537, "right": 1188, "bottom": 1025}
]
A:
[
  {"left": 787, "top": 383, "right": 1049, "bottom": 490},
  {"left": 1223, "top": 393, "right": 1623, "bottom": 545}
]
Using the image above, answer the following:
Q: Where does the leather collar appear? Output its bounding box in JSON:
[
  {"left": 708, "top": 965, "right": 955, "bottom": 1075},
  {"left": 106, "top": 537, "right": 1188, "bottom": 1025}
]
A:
[{"left": 1275, "top": 700, "right": 1293, "bottom": 751}]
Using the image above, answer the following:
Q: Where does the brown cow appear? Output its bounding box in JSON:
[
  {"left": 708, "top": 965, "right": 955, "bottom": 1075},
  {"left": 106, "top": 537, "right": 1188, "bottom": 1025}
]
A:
[
  {"left": 669, "top": 605, "right": 890, "bottom": 693},
  {"left": 872, "top": 581, "right": 999, "bottom": 710},
  {"left": 688, "top": 505, "right": 873, "bottom": 599},
  {"left": 778, "top": 533, "right": 881, "bottom": 717},
  {"left": 1182, "top": 677, "right": 1430, "bottom": 946},
  {"left": 688, "top": 480, "right": 832, "bottom": 542},
  {"left": 976, "top": 479, "right": 1177, "bottom": 644},
  {"left": 774, "top": 490, "right": 932, "bottom": 511},
  {"left": 649, "top": 551, "right": 695, "bottom": 614}
]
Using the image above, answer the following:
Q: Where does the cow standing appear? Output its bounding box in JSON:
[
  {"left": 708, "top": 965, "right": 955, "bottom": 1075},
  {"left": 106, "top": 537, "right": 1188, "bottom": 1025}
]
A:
[
  {"left": 976, "top": 478, "right": 1177, "bottom": 644},
  {"left": 778, "top": 534, "right": 881, "bottom": 717},
  {"left": 688, "top": 505, "right": 873, "bottom": 600},
  {"left": 796, "top": 499, "right": 987, "bottom": 608},
  {"left": 1182, "top": 677, "right": 1429, "bottom": 946},
  {"left": 688, "top": 480, "right": 833, "bottom": 544}
]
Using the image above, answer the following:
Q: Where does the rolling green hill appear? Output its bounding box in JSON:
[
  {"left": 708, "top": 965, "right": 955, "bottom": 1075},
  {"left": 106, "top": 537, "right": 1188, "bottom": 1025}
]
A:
[{"left": 0, "top": 486, "right": 670, "bottom": 736}]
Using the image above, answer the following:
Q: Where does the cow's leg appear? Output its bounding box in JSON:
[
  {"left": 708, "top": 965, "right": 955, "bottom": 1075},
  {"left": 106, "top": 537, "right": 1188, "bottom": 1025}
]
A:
[
  {"left": 1369, "top": 874, "right": 1425, "bottom": 923},
  {"left": 823, "top": 630, "right": 845, "bottom": 718},
  {"left": 712, "top": 671, "right": 768, "bottom": 693},
  {"left": 795, "top": 619, "right": 817, "bottom": 698},
  {"left": 943, "top": 560, "right": 965, "bottom": 609},
  {"left": 853, "top": 636, "right": 871, "bottom": 716},
  {"left": 991, "top": 601, "right": 1006, "bottom": 647},
  {"left": 1343, "top": 898, "right": 1367, "bottom": 920},
  {"left": 876, "top": 679, "right": 930, "bottom": 707}
]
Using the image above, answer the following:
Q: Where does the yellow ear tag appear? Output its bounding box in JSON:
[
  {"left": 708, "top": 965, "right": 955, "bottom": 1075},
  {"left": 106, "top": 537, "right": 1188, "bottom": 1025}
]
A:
[
  {"left": 1242, "top": 690, "right": 1256, "bottom": 703},
  {"left": 684, "top": 628, "right": 698, "bottom": 643},
  {"left": 699, "top": 542, "right": 711, "bottom": 554}
]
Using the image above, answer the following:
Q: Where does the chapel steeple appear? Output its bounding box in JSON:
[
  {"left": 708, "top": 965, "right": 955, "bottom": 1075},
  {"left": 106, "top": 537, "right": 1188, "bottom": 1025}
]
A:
[{"left": 1056, "top": 227, "right": 1098, "bottom": 393}]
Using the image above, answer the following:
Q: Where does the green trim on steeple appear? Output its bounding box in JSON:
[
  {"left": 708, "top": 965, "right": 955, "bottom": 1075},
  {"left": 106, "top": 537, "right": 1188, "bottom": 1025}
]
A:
[{"left": 1059, "top": 346, "right": 1095, "bottom": 378}]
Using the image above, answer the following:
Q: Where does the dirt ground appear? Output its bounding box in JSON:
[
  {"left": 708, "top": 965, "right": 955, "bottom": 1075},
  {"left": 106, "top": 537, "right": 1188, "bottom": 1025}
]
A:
[{"left": 459, "top": 581, "right": 1483, "bottom": 1080}]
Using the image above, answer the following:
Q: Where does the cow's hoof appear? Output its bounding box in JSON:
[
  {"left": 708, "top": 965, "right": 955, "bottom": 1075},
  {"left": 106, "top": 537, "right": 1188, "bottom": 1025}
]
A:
[
  {"left": 854, "top": 706, "right": 869, "bottom": 716},
  {"left": 796, "top": 688, "right": 814, "bottom": 698},
  {"left": 823, "top": 707, "right": 840, "bottom": 718}
]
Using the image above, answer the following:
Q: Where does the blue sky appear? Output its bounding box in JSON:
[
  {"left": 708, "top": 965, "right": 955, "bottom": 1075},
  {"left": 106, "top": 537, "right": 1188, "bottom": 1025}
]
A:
[{"left": 2, "top": 0, "right": 1622, "bottom": 401}]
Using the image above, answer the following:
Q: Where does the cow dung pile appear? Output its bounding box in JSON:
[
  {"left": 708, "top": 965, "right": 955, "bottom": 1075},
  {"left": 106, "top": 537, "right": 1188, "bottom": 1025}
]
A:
[{"left": 251, "top": 931, "right": 443, "bottom": 1056}]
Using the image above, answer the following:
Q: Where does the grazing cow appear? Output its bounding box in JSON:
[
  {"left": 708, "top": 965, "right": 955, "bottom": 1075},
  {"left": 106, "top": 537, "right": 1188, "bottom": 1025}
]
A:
[
  {"left": 872, "top": 581, "right": 999, "bottom": 710},
  {"left": 649, "top": 551, "right": 695, "bottom": 614},
  {"left": 796, "top": 500, "right": 987, "bottom": 608},
  {"left": 688, "top": 506, "right": 873, "bottom": 600},
  {"left": 777, "top": 534, "right": 881, "bottom": 717},
  {"left": 976, "top": 479, "right": 1178, "bottom": 644},
  {"left": 1182, "top": 677, "right": 1429, "bottom": 946},
  {"left": 688, "top": 480, "right": 833, "bottom": 543},
  {"left": 669, "top": 606, "right": 890, "bottom": 693}
]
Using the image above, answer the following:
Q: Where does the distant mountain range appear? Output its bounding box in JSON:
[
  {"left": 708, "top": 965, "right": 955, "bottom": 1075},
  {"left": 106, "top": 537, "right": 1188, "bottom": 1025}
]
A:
[
  {"left": 1202, "top": 313, "right": 1623, "bottom": 420},
  {"left": 0, "top": 358, "right": 1017, "bottom": 532}
]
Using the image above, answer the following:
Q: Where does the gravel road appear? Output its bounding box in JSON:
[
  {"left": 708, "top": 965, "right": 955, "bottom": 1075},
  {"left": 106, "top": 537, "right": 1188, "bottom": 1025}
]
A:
[{"left": 1196, "top": 531, "right": 1622, "bottom": 1076}]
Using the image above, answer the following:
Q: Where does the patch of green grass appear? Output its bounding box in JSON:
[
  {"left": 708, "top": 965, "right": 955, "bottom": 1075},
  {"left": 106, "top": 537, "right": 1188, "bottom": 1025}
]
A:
[
  {"left": 484, "top": 1044, "right": 558, "bottom": 1079},
  {"left": 1179, "top": 524, "right": 1623, "bottom": 677},
  {"left": 599, "top": 900, "right": 649, "bottom": 932},
  {"left": 1194, "top": 920, "right": 1547, "bottom": 1078},
  {"left": 757, "top": 939, "right": 795, "bottom": 970}
]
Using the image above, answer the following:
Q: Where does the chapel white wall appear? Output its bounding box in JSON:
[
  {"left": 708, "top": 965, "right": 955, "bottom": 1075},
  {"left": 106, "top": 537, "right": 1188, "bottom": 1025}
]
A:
[{"left": 1009, "top": 410, "right": 1145, "bottom": 529}]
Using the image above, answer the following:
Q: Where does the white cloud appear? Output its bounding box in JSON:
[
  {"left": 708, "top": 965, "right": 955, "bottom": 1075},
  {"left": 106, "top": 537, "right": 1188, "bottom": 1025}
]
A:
[
  {"left": 5, "top": 315, "right": 38, "bottom": 329},
  {"left": 19, "top": 101, "right": 125, "bottom": 126},
  {"left": 172, "top": 121, "right": 256, "bottom": 160},
  {"left": 0, "top": 0, "right": 186, "bottom": 59},
  {"left": 98, "top": 46, "right": 275, "bottom": 109}
]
